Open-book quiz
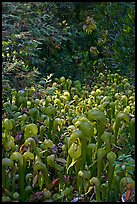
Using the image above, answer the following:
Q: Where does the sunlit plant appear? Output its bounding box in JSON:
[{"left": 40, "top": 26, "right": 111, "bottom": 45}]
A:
[{"left": 2, "top": 72, "right": 135, "bottom": 202}]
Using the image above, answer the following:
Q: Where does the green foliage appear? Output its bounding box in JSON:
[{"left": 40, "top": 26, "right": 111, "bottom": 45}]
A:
[
  {"left": 2, "top": 73, "right": 135, "bottom": 202},
  {"left": 2, "top": 3, "right": 135, "bottom": 201},
  {"left": 91, "top": 2, "right": 135, "bottom": 78},
  {"left": 2, "top": 2, "right": 69, "bottom": 74},
  {"left": 2, "top": 2, "right": 135, "bottom": 83}
]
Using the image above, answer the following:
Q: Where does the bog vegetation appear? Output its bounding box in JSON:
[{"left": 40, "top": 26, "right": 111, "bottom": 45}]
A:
[{"left": 2, "top": 2, "right": 135, "bottom": 202}]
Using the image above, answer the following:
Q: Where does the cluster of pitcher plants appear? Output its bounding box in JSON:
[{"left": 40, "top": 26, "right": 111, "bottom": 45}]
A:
[{"left": 2, "top": 72, "right": 135, "bottom": 202}]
